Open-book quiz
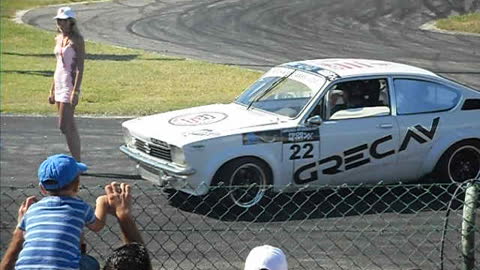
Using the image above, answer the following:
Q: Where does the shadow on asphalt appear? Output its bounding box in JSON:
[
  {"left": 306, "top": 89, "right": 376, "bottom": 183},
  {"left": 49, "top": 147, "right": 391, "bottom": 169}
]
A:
[
  {"left": 165, "top": 180, "right": 469, "bottom": 223},
  {"left": 82, "top": 172, "right": 142, "bottom": 180}
]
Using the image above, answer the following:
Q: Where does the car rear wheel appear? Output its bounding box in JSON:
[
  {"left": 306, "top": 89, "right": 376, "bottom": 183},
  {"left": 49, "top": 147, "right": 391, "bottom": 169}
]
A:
[
  {"left": 435, "top": 140, "right": 480, "bottom": 183},
  {"left": 213, "top": 157, "right": 272, "bottom": 208}
]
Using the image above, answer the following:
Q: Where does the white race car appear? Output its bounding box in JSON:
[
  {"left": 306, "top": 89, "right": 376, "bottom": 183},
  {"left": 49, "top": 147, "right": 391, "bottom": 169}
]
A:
[{"left": 120, "top": 59, "right": 480, "bottom": 208}]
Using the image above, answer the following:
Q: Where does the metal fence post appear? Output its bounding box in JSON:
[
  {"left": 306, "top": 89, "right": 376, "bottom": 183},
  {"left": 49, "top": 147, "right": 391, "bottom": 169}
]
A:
[{"left": 462, "top": 182, "right": 478, "bottom": 270}]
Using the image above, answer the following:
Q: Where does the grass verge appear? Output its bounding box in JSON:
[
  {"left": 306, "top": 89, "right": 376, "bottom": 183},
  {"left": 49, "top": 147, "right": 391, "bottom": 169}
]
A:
[
  {"left": 1, "top": 1, "right": 260, "bottom": 116},
  {"left": 436, "top": 12, "right": 480, "bottom": 34}
]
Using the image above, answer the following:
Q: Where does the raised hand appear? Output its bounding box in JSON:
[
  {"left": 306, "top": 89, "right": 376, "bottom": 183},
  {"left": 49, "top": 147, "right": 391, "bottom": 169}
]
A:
[
  {"left": 18, "top": 196, "right": 37, "bottom": 224},
  {"left": 104, "top": 182, "right": 132, "bottom": 219}
]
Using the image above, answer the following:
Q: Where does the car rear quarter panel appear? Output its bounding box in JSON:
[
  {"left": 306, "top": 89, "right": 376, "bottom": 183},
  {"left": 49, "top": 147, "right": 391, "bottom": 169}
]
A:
[{"left": 420, "top": 110, "right": 480, "bottom": 177}]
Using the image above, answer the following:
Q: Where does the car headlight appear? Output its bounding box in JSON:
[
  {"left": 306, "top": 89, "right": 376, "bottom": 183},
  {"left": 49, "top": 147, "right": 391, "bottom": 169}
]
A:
[
  {"left": 122, "top": 127, "right": 135, "bottom": 147},
  {"left": 171, "top": 145, "right": 186, "bottom": 166}
]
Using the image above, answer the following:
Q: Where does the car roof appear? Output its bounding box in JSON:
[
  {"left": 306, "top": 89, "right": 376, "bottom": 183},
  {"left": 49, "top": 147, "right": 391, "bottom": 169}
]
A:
[{"left": 283, "top": 58, "right": 439, "bottom": 79}]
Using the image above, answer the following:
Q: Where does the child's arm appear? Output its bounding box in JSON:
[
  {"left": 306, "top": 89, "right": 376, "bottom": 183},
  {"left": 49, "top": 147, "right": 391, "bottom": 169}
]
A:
[
  {"left": 0, "top": 228, "right": 24, "bottom": 270},
  {"left": 86, "top": 195, "right": 108, "bottom": 232},
  {"left": 1, "top": 196, "right": 36, "bottom": 270}
]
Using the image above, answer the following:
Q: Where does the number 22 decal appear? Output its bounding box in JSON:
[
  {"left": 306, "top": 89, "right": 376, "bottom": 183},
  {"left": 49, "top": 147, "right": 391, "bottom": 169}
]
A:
[{"left": 290, "top": 143, "right": 314, "bottom": 160}]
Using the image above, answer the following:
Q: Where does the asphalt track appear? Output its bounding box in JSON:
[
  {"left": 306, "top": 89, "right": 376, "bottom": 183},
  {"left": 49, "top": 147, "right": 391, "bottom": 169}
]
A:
[
  {"left": 23, "top": 0, "right": 480, "bottom": 88},
  {"left": 2, "top": 0, "right": 480, "bottom": 269}
]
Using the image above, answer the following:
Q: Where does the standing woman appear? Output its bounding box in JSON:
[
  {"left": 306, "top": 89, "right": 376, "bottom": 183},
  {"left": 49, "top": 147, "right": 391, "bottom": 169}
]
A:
[{"left": 50, "top": 7, "right": 85, "bottom": 161}]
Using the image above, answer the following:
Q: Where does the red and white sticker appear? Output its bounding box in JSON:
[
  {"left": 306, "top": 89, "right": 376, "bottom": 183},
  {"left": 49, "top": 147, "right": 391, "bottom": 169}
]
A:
[{"left": 169, "top": 112, "right": 227, "bottom": 126}]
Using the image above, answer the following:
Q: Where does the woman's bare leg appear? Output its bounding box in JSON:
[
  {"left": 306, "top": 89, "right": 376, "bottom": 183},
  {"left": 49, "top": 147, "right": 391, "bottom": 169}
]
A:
[{"left": 58, "top": 102, "right": 81, "bottom": 161}]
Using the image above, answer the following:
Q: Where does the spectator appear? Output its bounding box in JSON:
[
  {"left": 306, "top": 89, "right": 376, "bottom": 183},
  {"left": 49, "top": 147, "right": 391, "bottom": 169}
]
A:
[
  {"left": 0, "top": 180, "right": 152, "bottom": 270},
  {"left": 0, "top": 154, "right": 108, "bottom": 270},
  {"left": 102, "top": 182, "right": 152, "bottom": 270},
  {"left": 244, "top": 245, "right": 288, "bottom": 270},
  {"left": 50, "top": 6, "right": 86, "bottom": 161}
]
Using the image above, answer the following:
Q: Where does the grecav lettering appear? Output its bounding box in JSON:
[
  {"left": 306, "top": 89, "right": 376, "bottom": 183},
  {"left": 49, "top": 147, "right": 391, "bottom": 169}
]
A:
[
  {"left": 294, "top": 135, "right": 394, "bottom": 184},
  {"left": 294, "top": 117, "right": 440, "bottom": 184}
]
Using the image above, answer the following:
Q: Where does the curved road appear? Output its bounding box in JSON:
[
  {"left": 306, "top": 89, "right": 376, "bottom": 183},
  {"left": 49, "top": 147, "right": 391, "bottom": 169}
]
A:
[{"left": 23, "top": 0, "right": 480, "bottom": 88}]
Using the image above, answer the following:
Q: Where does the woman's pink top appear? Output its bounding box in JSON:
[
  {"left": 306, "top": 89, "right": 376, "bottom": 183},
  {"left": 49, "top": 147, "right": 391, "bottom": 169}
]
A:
[{"left": 54, "top": 35, "right": 77, "bottom": 103}]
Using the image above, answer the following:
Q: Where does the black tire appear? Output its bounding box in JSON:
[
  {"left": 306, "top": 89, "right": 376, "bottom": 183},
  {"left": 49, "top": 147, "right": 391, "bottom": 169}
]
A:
[
  {"left": 434, "top": 140, "right": 480, "bottom": 183},
  {"left": 212, "top": 157, "right": 273, "bottom": 209}
]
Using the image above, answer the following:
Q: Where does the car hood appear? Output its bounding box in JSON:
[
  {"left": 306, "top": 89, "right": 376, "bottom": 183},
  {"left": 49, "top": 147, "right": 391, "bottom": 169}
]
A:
[{"left": 123, "top": 103, "right": 282, "bottom": 146}]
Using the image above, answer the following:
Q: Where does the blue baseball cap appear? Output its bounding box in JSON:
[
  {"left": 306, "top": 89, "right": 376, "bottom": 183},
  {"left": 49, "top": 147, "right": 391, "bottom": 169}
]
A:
[{"left": 38, "top": 154, "right": 87, "bottom": 190}]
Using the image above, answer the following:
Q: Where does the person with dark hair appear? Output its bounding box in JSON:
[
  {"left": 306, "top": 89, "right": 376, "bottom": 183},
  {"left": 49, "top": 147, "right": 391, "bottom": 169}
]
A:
[{"left": 0, "top": 154, "right": 109, "bottom": 270}]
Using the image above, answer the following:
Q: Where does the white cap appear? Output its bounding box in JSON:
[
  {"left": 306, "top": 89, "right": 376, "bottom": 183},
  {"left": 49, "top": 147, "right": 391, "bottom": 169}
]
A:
[
  {"left": 244, "top": 245, "right": 288, "bottom": 270},
  {"left": 53, "top": 7, "right": 76, "bottom": 19}
]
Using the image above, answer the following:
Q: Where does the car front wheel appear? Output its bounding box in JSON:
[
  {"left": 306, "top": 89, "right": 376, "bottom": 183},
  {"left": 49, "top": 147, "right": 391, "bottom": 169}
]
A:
[{"left": 213, "top": 157, "right": 272, "bottom": 209}]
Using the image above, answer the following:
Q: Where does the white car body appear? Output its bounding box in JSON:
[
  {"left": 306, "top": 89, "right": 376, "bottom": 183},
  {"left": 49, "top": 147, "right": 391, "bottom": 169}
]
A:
[{"left": 121, "top": 58, "right": 480, "bottom": 206}]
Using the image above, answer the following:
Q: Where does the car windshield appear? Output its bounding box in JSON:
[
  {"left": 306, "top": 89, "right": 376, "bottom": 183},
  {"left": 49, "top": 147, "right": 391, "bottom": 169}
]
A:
[{"left": 235, "top": 67, "right": 326, "bottom": 117}]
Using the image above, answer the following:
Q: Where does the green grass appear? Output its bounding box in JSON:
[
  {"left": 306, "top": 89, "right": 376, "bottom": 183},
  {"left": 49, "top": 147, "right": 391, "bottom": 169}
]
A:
[
  {"left": 436, "top": 12, "right": 480, "bottom": 34},
  {"left": 1, "top": 1, "right": 260, "bottom": 115}
]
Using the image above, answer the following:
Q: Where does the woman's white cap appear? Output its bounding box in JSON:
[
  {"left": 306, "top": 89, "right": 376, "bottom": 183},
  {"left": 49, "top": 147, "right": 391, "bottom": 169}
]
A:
[
  {"left": 53, "top": 7, "right": 76, "bottom": 19},
  {"left": 244, "top": 245, "right": 288, "bottom": 270}
]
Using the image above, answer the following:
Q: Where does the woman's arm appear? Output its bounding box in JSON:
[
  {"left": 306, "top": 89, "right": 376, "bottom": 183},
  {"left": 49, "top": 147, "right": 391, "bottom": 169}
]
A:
[
  {"left": 49, "top": 35, "right": 59, "bottom": 105},
  {"left": 49, "top": 81, "right": 56, "bottom": 104},
  {"left": 71, "top": 36, "right": 85, "bottom": 106}
]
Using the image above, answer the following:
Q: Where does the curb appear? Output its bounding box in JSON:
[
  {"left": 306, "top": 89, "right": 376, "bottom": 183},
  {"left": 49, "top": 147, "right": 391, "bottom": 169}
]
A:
[
  {"left": 420, "top": 20, "right": 480, "bottom": 38},
  {"left": 13, "top": 9, "right": 30, "bottom": 24},
  {"left": 13, "top": 0, "right": 111, "bottom": 25}
]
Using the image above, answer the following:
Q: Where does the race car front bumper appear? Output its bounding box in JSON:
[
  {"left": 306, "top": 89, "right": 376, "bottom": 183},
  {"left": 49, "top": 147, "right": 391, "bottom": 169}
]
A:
[{"left": 119, "top": 145, "right": 196, "bottom": 190}]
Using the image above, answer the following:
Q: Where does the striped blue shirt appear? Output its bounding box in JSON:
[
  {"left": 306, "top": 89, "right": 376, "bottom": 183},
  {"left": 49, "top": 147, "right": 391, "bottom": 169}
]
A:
[{"left": 16, "top": 196, "right": 96, "bottom": 270}]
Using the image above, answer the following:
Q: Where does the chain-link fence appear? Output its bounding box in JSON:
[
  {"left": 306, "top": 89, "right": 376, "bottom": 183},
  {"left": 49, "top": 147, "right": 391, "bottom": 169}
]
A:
[{"left": 1, "top": 181, "right": 479, "bottom": 270}]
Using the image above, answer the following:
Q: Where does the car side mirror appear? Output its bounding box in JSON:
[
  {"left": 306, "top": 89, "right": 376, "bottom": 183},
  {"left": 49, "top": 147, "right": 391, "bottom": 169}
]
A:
[{"left": 306, "top": 115, "right": 322, "bottom": 126}]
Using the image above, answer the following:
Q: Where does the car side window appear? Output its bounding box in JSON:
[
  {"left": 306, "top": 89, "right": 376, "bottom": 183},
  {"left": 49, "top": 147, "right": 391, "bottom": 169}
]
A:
[
  {"left": 394, "top": 79, "right": 460, "bottom": 115},
  {"left": 314, "top": 78, "right": 391, "bottom": 120}
]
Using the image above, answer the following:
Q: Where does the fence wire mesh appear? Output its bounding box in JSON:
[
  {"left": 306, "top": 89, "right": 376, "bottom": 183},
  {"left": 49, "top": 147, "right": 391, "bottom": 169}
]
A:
[{"left": 1, "top": 181, "right": 479, "bottom": 270}]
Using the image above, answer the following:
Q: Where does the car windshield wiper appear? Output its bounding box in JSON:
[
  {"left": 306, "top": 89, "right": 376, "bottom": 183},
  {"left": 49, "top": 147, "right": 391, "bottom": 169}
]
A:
[{"left": 246, "top": 71, "right": 295, "bottom": 111}]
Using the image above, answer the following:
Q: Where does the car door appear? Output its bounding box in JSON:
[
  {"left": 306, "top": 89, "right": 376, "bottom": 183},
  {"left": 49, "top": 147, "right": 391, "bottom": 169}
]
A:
[
  {"left": 293, "top": 78, "right": 401, "bottom": 186},
  {"left": 391, "top": 77, "right": 461, "bottom": 180}
]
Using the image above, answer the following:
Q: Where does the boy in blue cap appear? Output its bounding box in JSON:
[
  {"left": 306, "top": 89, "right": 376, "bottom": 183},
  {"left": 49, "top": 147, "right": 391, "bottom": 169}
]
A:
[{"left": 13, "top": 154, "right": 109, "bottom": 270}]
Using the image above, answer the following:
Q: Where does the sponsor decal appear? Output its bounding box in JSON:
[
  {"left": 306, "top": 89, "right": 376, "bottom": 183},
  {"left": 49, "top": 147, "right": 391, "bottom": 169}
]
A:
[
  {"left": 283, "top": 63, "right": 338, "bottom": 79},
  {"left": 169, "top": 112, "right": 227, "bottom": 126},
  {"left": 242, "top": 127, "right": 319, "bottom": 145},
  {"left": 243, "top": 130, "right": 282, "bottom": 145},
  {"left": 183, "top": 129, "right": 220, "bottom": 137},
  {"left": 320, "top": 60, "right": 390, "bottom": 70},
  {"left": 282, "top": 127, "right": 319, "bottom": 144},
  {"left": 294, "top": 117, "right": 440, "bottom": 184},
  {"left": 284, "top": 63, "right": 325, "bottom": 74}
]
